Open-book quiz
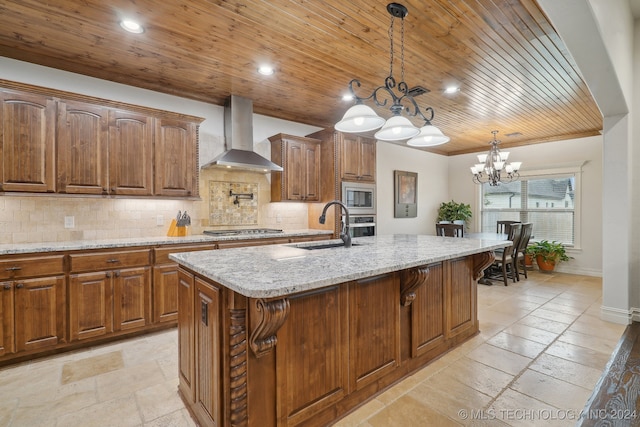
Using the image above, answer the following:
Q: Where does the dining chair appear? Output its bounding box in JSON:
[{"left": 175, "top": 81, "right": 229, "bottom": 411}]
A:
[
  {"left": 490, "top": 223, "right": 522, "bottom": 286},
  {"left": 496, "top": 220, "right": 520, "bottom": 235},
  {"left": 515, "top": 223, "right": 533, "bottom": 279},
  {"left": 436, "top": 223, "right": 464, "bottom": 237}
]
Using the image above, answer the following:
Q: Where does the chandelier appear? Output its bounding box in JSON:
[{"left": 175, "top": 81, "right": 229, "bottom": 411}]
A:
[
  {"left": 334, "top": 3, "right": 449, "bottom": 147},
  {"left": 470, "top": 131, "right": 522, "bottom": 186}
]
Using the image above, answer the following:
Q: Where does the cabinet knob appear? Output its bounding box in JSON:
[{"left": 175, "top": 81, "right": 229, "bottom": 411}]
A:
[
  {"left": 3, "top": 284, "right": 11, "bottom": 290},
  {"left": 115, "top": 271, "right": 121, "bottom": 278},
  {"left": 106, "top": 272, "right": 112, "bottom": 278},
  {"left": 15, "top": 283, "right": 24, "bottom": 289}
]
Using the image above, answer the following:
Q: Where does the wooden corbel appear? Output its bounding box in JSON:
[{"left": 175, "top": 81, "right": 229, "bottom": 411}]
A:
[
  {"left": 400, "top": 266, "right": 430, "bottom": 306},
  {"left": 471, "top": 251, "right": 495, "bottom": 280},
  {"left": 249, "top": 298, "right": 290, "bottom": 358}
]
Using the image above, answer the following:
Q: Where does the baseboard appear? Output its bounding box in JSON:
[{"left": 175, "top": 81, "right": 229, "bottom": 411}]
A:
[
  {"left": 600, "top": 305, "right": 633, "bottom": 325},
  {"left": 554, "top": 265, "right": 602, "bottom": 277}
]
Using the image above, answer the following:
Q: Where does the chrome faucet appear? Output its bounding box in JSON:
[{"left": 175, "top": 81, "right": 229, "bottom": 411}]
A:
[{"left": 319, "top": 200, "right": 352, "bottom": 248}]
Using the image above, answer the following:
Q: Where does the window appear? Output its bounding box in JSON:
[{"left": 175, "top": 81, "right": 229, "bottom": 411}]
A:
[{"left": 481, "top": 174, "right": 577, "bottom": 246}]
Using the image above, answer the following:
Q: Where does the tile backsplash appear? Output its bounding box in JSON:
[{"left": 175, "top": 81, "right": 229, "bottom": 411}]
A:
[{"left": 0, "top": 169, "right": 312, "bottom": 244}]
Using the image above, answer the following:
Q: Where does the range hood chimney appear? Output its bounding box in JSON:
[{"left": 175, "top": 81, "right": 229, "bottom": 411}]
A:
[{"left": 201, "top": 95, "right": 283, "bottom": 172}]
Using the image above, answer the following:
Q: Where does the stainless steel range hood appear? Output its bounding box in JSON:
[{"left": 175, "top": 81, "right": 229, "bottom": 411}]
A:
[{"left": 201, "top": 95, "right": 283, "bottom": 172}]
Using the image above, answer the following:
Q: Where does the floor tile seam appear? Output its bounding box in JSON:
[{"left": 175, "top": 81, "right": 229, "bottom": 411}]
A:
[{"left": 480, "top": 314, "right": 585, "bottom": 411}]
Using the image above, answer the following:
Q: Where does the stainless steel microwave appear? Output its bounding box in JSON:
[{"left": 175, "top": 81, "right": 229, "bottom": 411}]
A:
[{"left": 342, "top": 182, "right": 376, "bottom": 215}]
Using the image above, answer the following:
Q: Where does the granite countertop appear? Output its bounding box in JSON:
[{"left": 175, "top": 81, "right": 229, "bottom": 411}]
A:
[
  {"left": 0, "top": 229, "right": 333, "bottom": 255},
  {"left": 170, "top": 234, "right": 511, "bottom": 299}
]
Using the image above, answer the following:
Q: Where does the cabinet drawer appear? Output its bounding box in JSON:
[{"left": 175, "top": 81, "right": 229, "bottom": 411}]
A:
[
  {"left": 154, "top": 245, "right": 216, "bottom": 264},
  {"left": 70, "top": 249, "right": 151, "bottom": 272},
  {"left": 0, "top": 255, "right": 65, "bottom": 280}
]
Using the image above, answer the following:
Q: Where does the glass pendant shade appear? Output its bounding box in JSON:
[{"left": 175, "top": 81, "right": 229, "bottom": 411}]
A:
[
  {"left": 374, "top": 115, "right": 420, "bottom": 141},
  {"left": 477, "top": 154, "right": 488, "bottom": 163},
  {"left": 406, "top": 124, "right": 450, "bottom": 147},
  {"left": 335, "top": 104, "right": 386, "bottom": 133}
]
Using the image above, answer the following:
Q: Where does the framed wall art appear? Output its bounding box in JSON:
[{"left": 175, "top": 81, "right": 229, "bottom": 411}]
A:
[{"left": 394, "top": 170, "right": 417, "bottom": 218}]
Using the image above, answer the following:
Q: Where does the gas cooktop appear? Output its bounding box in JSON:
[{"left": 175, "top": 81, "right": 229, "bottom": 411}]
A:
[{"left": 202, "top": 228, "right": 284, "bottom": 237}]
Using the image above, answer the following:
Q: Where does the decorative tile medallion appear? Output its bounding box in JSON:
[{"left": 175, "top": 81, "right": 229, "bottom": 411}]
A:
[{"left": 209, "top": 181, "right": 259, "bottom": 225}]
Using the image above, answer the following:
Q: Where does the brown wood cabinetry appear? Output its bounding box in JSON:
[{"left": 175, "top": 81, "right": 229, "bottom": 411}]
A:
[
  {"left": 0, "top": 90, "right": 56, "bottom": 192},
  {"left": 69, "top": 249, "right": 152, "bottom": 340},
  {"left": 154, "top": 118, "right": 198, "bottom": 197},
  {"left": 57, "top": 100, "right": 109, "bottom": 194},
  {"left": 178, "top": 268, "right": 195, "bottom": 402},
  {"left": 0, "top": 255, "right": 65, "bottom": 356},
  {"left": 108, "top": 110, "right": 153, "bottom": 196},
  {"left": 153, "top": 245, "right": 216, "bottom": 324},
  {"left": 269, "top": 134, "right": 321, "bottom": 202},
  {"left": 0, "top": 234, "right": 330, "bottom": 366},
  {"left": 1, "top": 81, "right": 203, "bottom": 198},
  {"left": 177, "top": 252, "right": 486, "bottom": 427},
  {"left": 178, "top": 268, "right": 222, "bottom": 426},
  {"left": 339, "top": 134, "right": 376, "bottom": 182}
]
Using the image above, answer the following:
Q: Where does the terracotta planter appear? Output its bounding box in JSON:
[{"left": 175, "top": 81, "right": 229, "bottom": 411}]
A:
[
  {"left": 535, "top": 255, "right": 556, "bottom": 273},
  {"left": 524, "top": 253, "right": 534, "bottom": 269}
]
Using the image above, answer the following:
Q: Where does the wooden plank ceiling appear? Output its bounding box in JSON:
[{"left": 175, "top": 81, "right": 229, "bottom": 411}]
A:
[{"left": 0, "top": 0, "right": 602, "bottom": 155}]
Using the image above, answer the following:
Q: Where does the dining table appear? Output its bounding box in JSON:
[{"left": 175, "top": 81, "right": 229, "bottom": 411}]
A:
[{"left": 465, "top": 232, "right": 510, "bottom": 285}]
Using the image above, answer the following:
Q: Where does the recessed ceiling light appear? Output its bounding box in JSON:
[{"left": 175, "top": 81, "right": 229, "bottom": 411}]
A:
[
  {"left": 257, "top": 65, "right": 275, "bottom": 76},
  {"left": 120, "top": 19, "right": 144, "bottom": 34},
  {"left": 342, "top": 94, "right": 354, "bottom": 101},
  {"left": 444, "top": 86, "right": 460, "bottom": 94}
]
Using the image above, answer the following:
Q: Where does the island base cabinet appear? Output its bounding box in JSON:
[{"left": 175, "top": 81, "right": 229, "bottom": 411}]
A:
[
  {"left": 178, "top": 269, "right": 222, "bottom": 427},
  {"left": 178, "top": 256, "right": 483, "bottom": 427}
]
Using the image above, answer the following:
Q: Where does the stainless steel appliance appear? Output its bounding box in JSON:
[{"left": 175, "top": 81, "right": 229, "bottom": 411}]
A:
[
  {"left": 341, "top": 182, "right": 376, "bottom": 215},
  {"left": 348, "top": 215, "right": 376, "bottom": 238},
  {"left": 203, "top": 228, "right": 283, "bottom": 237}
]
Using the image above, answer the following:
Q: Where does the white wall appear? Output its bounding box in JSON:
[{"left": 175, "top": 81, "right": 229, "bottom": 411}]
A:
[
  {"left": 376, "top": 142, "right": 449, "bottom": 235},
  {"left": 447, "top": 136, "right": 603, "bottom": 276}
]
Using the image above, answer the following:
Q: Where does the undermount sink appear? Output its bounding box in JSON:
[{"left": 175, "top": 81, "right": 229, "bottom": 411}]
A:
[{"left": 296, "top": 242, "right": 363, "bottom": 250}]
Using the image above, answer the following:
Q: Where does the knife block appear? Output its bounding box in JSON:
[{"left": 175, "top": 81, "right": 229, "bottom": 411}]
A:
[{"left": 167, "top": 219, "right": 188, "bottom": 237}]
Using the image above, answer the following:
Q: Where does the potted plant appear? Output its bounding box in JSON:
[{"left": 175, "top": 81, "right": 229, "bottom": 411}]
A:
[
  {"left": 437, "top": 200, "right": 472, "bottom": 225},
  {"left": 527, "top": 240, "right": 573, "bottom": 272}
]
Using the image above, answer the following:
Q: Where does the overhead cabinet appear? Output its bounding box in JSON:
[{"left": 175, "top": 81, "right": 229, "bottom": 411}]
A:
[
  {"left": 338, "top": 134, "right": 376, "bottom": 182},
  {"left": 0, "top": 91, "right": 56, "bottom": 193},
  {"left": 269, "top": 134, "right": 321, "bottom": 202},
  {"left": 1, "top": 81, "right": 203, "bottom": 198}
]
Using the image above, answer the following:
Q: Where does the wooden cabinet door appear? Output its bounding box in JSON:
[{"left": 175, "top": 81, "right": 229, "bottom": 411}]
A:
[
  {"left": 155, "top": 118, "right": 197, "bottom": 197},
  {"left": 14, "top": 276, "right": 65, "bottom": 352},
  {"left": 57, "top": 100, "right": 109, "bottom": 194},
  {"left": 358, "top": 137, "right": 376, "bottom": 182},
  {"left": 284, "top": 139, "right": 305, "bottom": 200},
  {"left": 302, "top": 140, "right": 320, "bottom": 201},
  {"left": 153, "top": 264, "right": 179, "bottom": 323},
  {"left": 0, "top": 91, "right": 55, "bottom": 192},
  {"left": 113, "top": 266, "right": 151, "bottom": 332},
  {"left": 194, "top": 277, "right": 221, "bottom": 427},
  {"left": 277, "top": 285, "right": 349, "bottom": 426},
  {"left": 348, "top": 273, "right": 400, "bottom": 391},
  {"left": 339, "top": 135, "right": 376, "bottom": 182},
  {"left": 178, "top": 268, "right": 195, "bottom": 403},
  {"left": 69, "top": 271, "right": 113, "bottom": 340},
  {"left": 0, "top": 281, "right": 14, "bottom": 356},
  {"left": 339, "top": 134, "right": 361, "bottom": 181},
  {"left": 108, "top": 110, "right": 153, "bottom": 195}
]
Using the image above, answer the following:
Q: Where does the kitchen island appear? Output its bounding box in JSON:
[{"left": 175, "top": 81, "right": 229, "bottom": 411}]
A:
[{"left": 170, "top": 234, "right": 510, "bottom": 427}]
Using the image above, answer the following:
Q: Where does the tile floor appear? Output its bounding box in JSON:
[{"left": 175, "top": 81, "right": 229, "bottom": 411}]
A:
[{"left": 0, "top": 271, "right": 626, "bottom": 426}]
